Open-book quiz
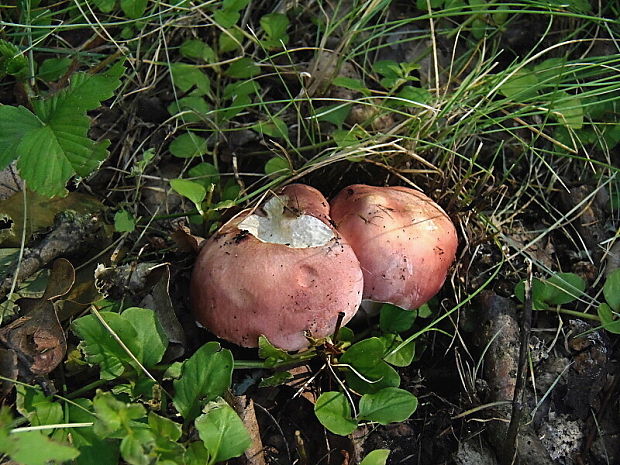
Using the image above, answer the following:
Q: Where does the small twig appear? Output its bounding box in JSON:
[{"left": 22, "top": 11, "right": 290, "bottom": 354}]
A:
[{"left": 502, "top": 260, "right": 534, "bottom": 465}]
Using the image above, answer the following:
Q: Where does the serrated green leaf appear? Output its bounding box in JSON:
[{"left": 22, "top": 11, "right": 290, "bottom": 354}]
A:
[
  {"left": 195, "top": 400, "right": 251, "bottom": 462},
  {"left": 1, "top": 63, "right": 123, "bottom": 197},
  {"left": 0, "top": 105, "right": 43, "bottom": 170},
  {"left": 379, "top": 304, "right": 416, "bottom": 333},
  {"left": 604, "top": 269, "right": 620, "bottom": 311},
  {"left": 173, "top": 342, "right": 233, "bottom": 421},
  {"left": 360, "top": 449, "right": 391, "bottom": 465},
  {"left": 120, "top": 0, "right": 147, "bottom": 19},
  {"left": 114, "top": 209, "right": 136, "bottom": 232},
  {"left": 358, "top": 387, "right": 418, "bottom": 424},
  {"left": 314, "top": 392, "right": 358, "bottom": 435},
  {"left": 38, "top": 57, "right": 71, "bottom": 82}
]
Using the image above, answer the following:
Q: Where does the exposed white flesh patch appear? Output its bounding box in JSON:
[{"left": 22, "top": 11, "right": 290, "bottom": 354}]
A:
[{"left": 238, "top": 196, "right": 334, "bottom": 248}]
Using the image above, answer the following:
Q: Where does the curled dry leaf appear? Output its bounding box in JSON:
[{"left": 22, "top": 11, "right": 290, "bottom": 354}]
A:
[{"left": 0, "top": 258, "right": 74, "bottom": 382}]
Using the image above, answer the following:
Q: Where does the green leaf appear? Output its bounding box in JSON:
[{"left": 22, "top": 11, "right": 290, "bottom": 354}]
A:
[
  {"left": 93, "top": 391, "right": 146, "bottom": 438},
  {"left": 1, "top": 63, "right": 123, "bottom": 197},
  {"left": 359, "top": 449, "right": 391, "bottom": 465},
  {"left": 358, "top": 387, "right": 418, "bottom": 424},
  {"left": 188, "top": 162, "right": 220, "bottom": 188},
  {"left": 604, "top": 269, "right": 620, "bottom": 311},
  {"left": 549, "top": 91, "right": 583, "bottom": 129},
  {"left": 169, "top": 132, "right": 208, "bottom": 158},
  {"left": 331, "top": 76, "right": 370, "bottom": 96},
  {"left": 213, "top": 9, "right": 240, "bottom": 28},
  {"left": 120, "top": 0, "right": 147, "bottom": 19},
  {"left": 264, "top": 157, "right": 290, "bottom": 176},
  {"left": 393, "top": 86, "right": 431, "bottom": 106},
  {"left": 173, "top": 342, "right": 234, "bottom": 421},
  {"left": 500, "top": 71, "right": 539, "bottom": 100},
  {"left": 167, "top": 96, "right": 210, "bottom": 122},
  {"left": 15, "top": 386, "right": 63, "bottom": 429},
  {"left": 226, "top": 58, "right": 260, "bottom": 79},
  {"left": 195, "top": 400, "right": 251, "bottom": 462},
  {"left": 64, "top": 398, "right": 119, "bottom": 465},
  {"left": 170, "top": 63, "right": 211, "bottom": 95},
  {"left": 72, "top": 312, "right": 141, "bottom": 379},
  {"left": 314, "top": 392, "right": 358, "bottom": 435},
  {"left": 180, "top": 40, "right": 216, "bottom": 63},
  {"left": 314, "top": 103, "right": 351, "bottom": 127},
  {"left": 92, "top": 0, "right": 116, "bottom": 12},
  {"left": 598, "top": 303, "right": 620, "bottom": 334},
  {"left": 0, "top": 105, "right": 42, "bottom": 169},
  {"left": 254, "top": 117, "right": 288, "bottom": 139},
  {"left": 184, "top": 442, "right": 211, "bottom": 465},
  {"left": 379, "top": 303, "right": 416, "bottom": 333},
  {"left": 340, "top": 338, "right": 400, "bottom": 394},
  {"left": 259, "top": 371, "right": 293, "bottom": 387},
  {"left": 0, "top": 39, "right": 28, "bottom": 79},
  {"left": 3, "top": 431, "right": 79, "bottom": 465},
  {"left": 122, "top": 307, "right": 168, "bottom": 368},
  {"left": 219, "top": 29, "right": 244, "bottom": 53},
  {"left": 381, "top": 334, "right": 415, "bottom": 367},
  {"left": 71, "top": 307, "right": 167, "bottom": 379},
  {"left": 258, "top": 335, "right": 294, "bottom": 367},
  {"left": 38, "top": 57, "right": 71, "bottom": 81},
  {"left": 170, "top": 179, "right": 207, "bottom": 213},
  {"left": 543, "top": 273, "right": 586, "bottom": 305},
  {"left": 114, "top": 209, "right": 136, "bottom": 232},
  {"left": 514, "top": 278, "right": 549, "bottom": 310},
  {"left": 260, "top": 13, "right": 289, "bottom": 41}
]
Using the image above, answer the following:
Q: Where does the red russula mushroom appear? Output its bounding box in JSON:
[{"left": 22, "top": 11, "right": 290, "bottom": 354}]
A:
[
  {"left": 190, "top": 184, "right": 364, "bottom": 351},
  {"left": 330, "top": 184, "right": 457, "bottom": 310}
]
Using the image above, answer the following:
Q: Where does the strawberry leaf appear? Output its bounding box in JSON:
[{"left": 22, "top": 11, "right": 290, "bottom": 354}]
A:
[{"left": 0, "top": 62, "right": 124, "bottom": 197}]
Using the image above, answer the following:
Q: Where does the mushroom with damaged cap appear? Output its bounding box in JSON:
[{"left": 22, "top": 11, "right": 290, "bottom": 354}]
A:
[
  {"left": 190, "top": 184, "right": 364, "bottom": 351},
  {"left": 330, "top": 184, "right": 458, "bottom": 312}
]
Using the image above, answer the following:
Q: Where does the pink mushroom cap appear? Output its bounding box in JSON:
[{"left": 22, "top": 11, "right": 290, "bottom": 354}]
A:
[
  {"left": 190, "top": 184, "right": 364, "bottom": 350},
  {"left": 330, "top": 184, "right": 458, "bottom": 310}
]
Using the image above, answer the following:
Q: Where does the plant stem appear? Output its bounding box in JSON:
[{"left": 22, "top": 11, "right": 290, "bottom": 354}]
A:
[{"left": 66, "top": 379, "right": 108, "bottom": 399}]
